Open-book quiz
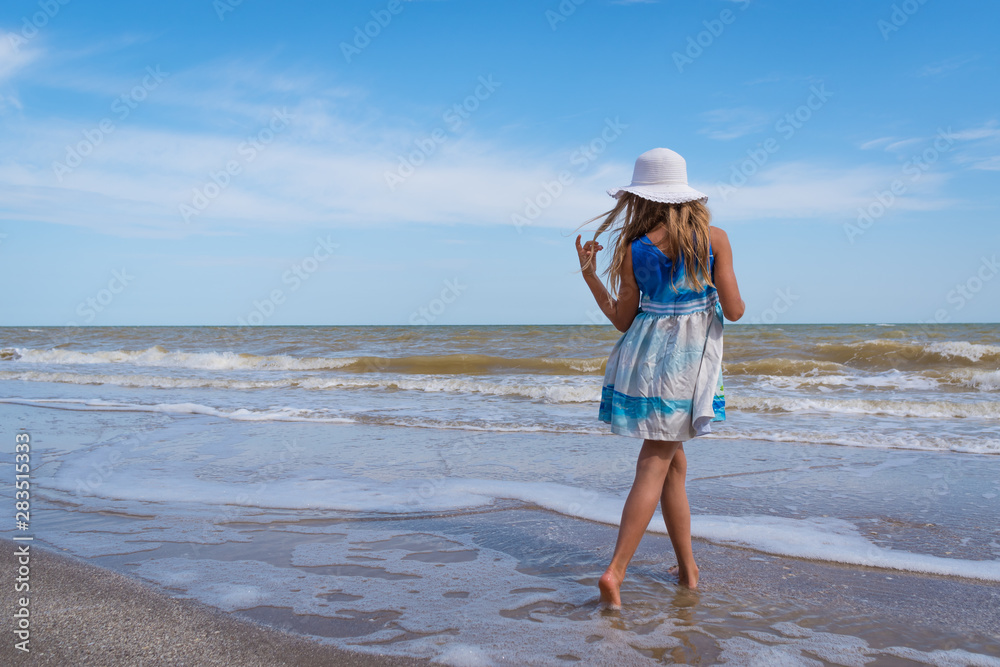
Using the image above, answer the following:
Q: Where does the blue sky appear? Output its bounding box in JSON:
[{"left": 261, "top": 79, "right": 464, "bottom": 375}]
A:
[{"left": 1, "top": 0, "right": 998, "bottom": 325}]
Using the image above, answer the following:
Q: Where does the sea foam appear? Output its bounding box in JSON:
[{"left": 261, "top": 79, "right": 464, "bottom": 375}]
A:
[{"left": 37, "top": 439, "right": 1000, "bottom": 583}]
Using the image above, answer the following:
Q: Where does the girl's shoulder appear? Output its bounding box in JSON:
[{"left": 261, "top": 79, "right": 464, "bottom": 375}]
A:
[{"left": 709, "top": 226, "right": 731, "bottom": 250}]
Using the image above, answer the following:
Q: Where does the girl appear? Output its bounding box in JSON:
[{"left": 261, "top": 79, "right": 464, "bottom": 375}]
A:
[{"left": 574, "top": 148, "right": 744, "bottom": 608}]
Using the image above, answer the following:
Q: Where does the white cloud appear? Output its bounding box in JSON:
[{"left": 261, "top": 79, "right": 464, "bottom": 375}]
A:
[
  {"left": 947, "top": 121, "right": 1000, "bottom": 141},
  {"left": 697, "top": 107, "right": 771, "bottom": 141},
  {"left": 697, "top": 161, "right": 956, "bottom": 222},
  {"left": 916, "top": 55, "right": 979, "bottom": 77},
  {"left": 0, "top": 33, "right": 41, "bottom": 82},
  {"left": 884, "top": 137, "right": 924, "bottom": 152},
  {"left": 965, "top": 156, "right": 1000, "bottom": 171},
  {"left": 859, "top": 136, "right": 894, "bottom": 150}
]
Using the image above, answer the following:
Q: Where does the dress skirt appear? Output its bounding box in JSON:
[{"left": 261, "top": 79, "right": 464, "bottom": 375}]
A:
[{"left": 598, "top": 299, "right": 726, "bottom": 441}]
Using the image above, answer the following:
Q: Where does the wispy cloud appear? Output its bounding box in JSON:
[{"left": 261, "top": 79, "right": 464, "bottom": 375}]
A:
[
  {"left": 0, "top": 33, "right": 42, "bottom": 83},
  {"left": 698, "top": 161, "right": 957, "bottom": 222},
  {"left": 884, "top": 138, "right": 924, "bottom": 152},
  {"left": 916, "top": 55, "right": 979, "bottom": 77},
  {"left": 948, "top": 121, "right": 1000, "bottom": 141},
  {"left": 961, "top": 155, "right": 1000, "bottom": 171},
  {"left": 947, "top": 121, "right": 1000, "bottom": 171},
  {"left": 743, "top": 72, "right": 823, "bottom": 87},
  {"left": 859, "top": 121, "right": 1000, "bottom": 176},
  {"left": 697, "top": 107, "right": 771, "bottom": 141},
  {"left": 859, "top": 136, "right": 894, "bottom": 150}
]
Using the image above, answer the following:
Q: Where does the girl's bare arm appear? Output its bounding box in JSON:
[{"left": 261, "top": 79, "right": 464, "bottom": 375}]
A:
[
  {"left": 576, "top": 235, "right": 640, "bottom": 332},
  {"left": 710, "top": 226, "right": 745, "bottom": 321}
]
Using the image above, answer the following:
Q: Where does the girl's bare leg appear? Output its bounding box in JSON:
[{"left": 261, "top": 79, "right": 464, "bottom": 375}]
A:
[
  {"left": 599, "top": 439, "right": 680, "bottom": 608},
  {"left": 660, "top": 445, "right": 699, "bottom": 588}
]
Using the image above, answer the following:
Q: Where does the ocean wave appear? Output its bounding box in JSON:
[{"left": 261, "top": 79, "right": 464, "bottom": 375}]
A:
[
  {"left": 709, "top": 428, "right": 1000, "bottom": 455},
  {"left": 9, "top": 338, "right": 998, "bottom": 378},
  {"left": 0, "top": 398, "right": 356, "bottom": 424},
  {"left": 6, "top": 346, "right": 607, "bottom": 376},
  {"left": 724, "top": 358, "right": 847, "bottom": 376},
  {"left": 0, "top": 397, "right": 608, "bottom": 435},
  {"left": 4, "top": 397, "right": 998, "bottom": 453},
  {"left": 813, "top": 339, "right": 1000, "bottom": 368},
  {"left": 925, "top": 340, "right": 1000, "bottom": 362},
  {"left": 957, "top": 369, "right": 1000, "bottom": 392},
  {"left": 752, "top": 370, "right": 942, "bottom": 392},
  {"left": 727, "top": 395, "right": 1000, "bottom": 419},
  {"left": 0, "top": 370, "right": 603, "bottom": 403}
]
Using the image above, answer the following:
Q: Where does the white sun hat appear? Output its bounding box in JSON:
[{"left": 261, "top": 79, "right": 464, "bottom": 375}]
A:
[{"left": 607, "top": 147, "right": 708, "bottom": 205}]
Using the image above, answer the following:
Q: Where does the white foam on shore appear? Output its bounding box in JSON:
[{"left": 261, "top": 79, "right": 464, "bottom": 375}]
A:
[
  {"left": 37, "top": 438, "right": 1000, "bottom": 583},
  {"left": 689, "top": 514, "right": 1000, "bottom": 582},
  {"left": 718, "top": 622, "right": 1000, "bottom": 667}
]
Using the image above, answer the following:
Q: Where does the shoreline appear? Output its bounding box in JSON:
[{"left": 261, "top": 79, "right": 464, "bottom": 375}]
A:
[{"left": 0, "top": 538, "right": 429, "bottom": 666}]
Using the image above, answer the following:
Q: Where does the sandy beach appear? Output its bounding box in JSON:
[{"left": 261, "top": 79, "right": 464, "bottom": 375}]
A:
[{"left": 0, "top": 537, "right": 429, "bottom": 666}]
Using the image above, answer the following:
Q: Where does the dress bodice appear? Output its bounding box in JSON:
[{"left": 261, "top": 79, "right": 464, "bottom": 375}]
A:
[{"left": 630, "top": 234, "right": 719, "bottom": 316}]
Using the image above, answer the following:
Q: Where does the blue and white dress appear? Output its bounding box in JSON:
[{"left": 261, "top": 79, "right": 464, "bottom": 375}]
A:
[{"left": 598, "top": 234, "right": 726, "bottom": 441}]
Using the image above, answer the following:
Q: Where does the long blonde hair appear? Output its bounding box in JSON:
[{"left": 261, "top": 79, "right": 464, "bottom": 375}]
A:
[{"left": 579, "top": 192, "right": 714, "bottom": 296}]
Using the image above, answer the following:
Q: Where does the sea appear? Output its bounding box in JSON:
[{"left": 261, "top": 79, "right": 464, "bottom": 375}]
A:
[{"left": 1, "top": 324, "right": 999, "bottom": 665}]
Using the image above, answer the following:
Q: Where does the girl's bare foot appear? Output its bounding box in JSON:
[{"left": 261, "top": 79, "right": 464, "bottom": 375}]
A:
[
  {"left": 598, "top": 567, "right": 624, "bottom": 609},
  {"left": 667, "top": 564, "right": 700, "bottom": 589}
]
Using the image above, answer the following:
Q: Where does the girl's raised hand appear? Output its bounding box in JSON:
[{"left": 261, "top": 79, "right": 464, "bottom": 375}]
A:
[{"left": 575, "top": 234, "right": 603, "bottom": 277}]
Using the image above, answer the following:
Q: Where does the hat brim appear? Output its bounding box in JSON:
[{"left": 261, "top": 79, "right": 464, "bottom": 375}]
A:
[{"left": 607, "top": 184, "right": 708, "bottom": 205}]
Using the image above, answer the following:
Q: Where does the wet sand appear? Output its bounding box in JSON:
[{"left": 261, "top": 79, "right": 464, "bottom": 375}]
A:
[{"left": 0, "top": 538, "right": 428, "bottom": 666}]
